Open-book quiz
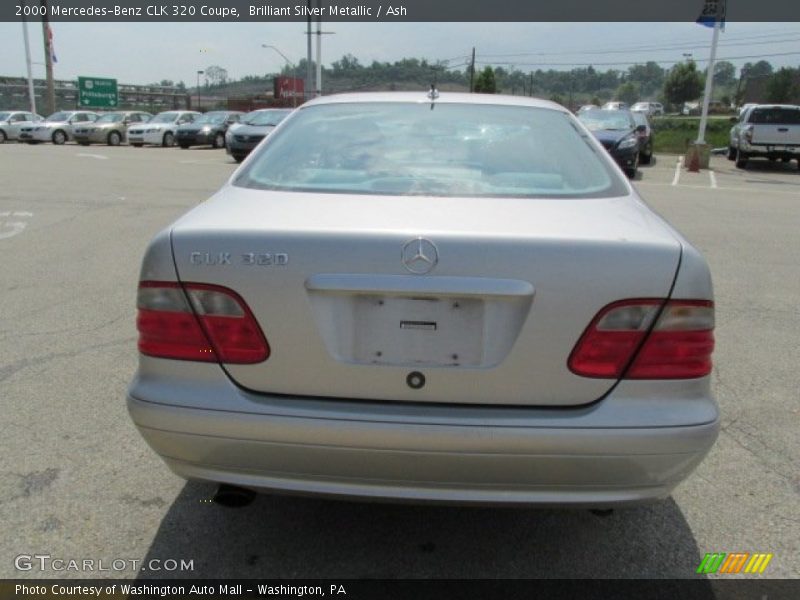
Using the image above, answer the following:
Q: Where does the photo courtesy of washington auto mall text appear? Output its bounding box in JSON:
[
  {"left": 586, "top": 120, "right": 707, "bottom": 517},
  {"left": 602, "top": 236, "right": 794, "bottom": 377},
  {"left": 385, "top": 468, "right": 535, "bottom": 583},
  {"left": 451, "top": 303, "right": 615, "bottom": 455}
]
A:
[{"left": 1, "top": 0, "right": 799, "bottom": 599}]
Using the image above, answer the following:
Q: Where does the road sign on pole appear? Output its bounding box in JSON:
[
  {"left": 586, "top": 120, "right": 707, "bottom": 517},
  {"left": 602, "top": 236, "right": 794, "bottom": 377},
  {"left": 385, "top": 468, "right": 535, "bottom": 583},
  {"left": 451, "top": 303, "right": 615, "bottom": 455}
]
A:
[{"left": 78, "top": 76, "right": 118, "bottom": 108}]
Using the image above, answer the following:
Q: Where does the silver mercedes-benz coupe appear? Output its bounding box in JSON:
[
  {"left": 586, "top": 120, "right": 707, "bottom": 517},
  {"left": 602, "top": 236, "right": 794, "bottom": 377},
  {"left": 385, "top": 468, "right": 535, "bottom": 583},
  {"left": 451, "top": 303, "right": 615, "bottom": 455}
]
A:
[{"left": 128, "top": 92, "right": 718, "bottom": 507}]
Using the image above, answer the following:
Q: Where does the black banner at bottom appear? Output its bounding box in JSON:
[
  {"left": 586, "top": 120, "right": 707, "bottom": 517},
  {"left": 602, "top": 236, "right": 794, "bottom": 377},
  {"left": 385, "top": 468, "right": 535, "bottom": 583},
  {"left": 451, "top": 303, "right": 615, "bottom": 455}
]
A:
[{"left": 2, "top": 579, "right": 799, "bottom": 600}]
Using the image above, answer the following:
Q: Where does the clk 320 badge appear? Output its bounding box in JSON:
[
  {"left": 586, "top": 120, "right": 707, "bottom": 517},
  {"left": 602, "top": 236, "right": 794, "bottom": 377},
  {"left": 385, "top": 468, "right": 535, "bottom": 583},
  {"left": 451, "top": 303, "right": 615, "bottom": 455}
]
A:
[{"left": 190, "top": 252, "right": 289, "bottom": 266}]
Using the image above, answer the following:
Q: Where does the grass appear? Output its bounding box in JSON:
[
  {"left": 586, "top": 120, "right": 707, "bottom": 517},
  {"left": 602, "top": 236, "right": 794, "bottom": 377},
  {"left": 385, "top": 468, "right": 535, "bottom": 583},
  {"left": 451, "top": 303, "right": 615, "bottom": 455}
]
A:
[{"left": 651, "top": 116, "right": 733, "bottom": 154}]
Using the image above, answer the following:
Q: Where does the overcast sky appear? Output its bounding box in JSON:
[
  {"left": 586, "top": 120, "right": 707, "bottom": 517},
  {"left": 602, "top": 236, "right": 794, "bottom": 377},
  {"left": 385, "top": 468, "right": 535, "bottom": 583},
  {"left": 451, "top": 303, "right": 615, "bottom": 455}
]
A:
[{"left": 2, "top": 21, "right": 799, "bottom": 86}]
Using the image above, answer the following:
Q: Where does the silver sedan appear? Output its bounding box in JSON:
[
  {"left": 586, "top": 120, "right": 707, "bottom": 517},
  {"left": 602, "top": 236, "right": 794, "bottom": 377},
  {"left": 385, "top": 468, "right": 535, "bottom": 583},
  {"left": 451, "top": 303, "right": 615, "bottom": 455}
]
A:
[{"left": 128, "top": 92, "right": 718, "bottom": 507}]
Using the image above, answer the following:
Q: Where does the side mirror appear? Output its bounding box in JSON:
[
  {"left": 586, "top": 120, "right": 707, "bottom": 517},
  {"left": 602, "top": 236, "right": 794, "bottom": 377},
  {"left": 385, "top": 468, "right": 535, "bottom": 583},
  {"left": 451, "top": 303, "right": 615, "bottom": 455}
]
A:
[
  {"left": 729, "top": 116, "right": 738, "bottom": 123},
  {"left": 635, "top": 125, "right": 647, "bottom": 134}
]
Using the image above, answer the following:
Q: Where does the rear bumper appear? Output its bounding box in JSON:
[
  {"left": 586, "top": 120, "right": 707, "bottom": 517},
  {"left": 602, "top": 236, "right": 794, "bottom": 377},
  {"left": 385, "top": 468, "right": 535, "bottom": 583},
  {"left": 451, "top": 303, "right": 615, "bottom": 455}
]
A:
[
  {"left": 127, "top": 364, "right": 719, "bottom": 506},
  {"left": 739, "top": 142, "right": 800, "bottom": 157}
]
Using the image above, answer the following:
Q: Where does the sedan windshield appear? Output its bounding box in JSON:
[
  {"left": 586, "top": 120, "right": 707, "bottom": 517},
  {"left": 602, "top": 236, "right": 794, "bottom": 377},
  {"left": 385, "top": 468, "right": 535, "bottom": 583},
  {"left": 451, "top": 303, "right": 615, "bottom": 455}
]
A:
[
  {"left": 46, "top": 112, "right": 71, "bottom": 122},
  {"left": 95, "top": 113, "right": 125, "bottom": 124},
  {"left": 235, "top": 102, "right": 626, "bottom": 198},
  {"left": 150, "top": 112, "right": 179, "bottom": 123},
  {"left": 579, "top": 110, "right": 634, "bottom": 131},
  {"left": 193, "top": 113, "right": 227, "bottom": 125},
  {"left": 244, "top": 110, "right": 292, "bottom": 126}
]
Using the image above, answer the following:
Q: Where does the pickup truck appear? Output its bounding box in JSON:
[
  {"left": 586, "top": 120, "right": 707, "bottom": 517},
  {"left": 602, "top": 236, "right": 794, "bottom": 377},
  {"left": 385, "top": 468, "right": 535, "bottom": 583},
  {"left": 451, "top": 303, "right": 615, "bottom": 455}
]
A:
[{"left": 729, "top": 104, "right": 800, "bottom": 169}]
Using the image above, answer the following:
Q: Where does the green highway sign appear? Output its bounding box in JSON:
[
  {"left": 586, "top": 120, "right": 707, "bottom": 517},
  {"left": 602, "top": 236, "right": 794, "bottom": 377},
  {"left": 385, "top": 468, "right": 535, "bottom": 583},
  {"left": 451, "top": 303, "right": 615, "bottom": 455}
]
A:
[{"left": 77, "top": 76, "right": 118, "bottom": 108}]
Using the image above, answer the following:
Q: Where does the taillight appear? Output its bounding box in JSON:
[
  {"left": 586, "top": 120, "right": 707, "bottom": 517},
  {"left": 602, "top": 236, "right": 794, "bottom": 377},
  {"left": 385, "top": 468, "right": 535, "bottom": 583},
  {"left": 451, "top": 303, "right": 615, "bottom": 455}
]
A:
[
  {"left": 137, "top": 281, "right": 269, "bottom": 364},
  {"left": 568, "top": 299, "right": 714, "bottom": 380}
]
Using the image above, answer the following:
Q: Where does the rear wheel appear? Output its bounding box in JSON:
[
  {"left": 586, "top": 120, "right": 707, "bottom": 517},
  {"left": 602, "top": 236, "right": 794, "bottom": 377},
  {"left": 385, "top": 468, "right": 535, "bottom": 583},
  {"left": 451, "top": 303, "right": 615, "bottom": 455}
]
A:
[
  {"left": 213, "top": 132, "right": 225, "bottom": 149},
  {"left": 107, "top": 131, "right": 122, "bottom": 146},
  {"left": 162, "top": 132, "right": 175, "bottom": 147},
  {"left": 727, "top": 146, "right": 737, "bottom": 161},
  {"left": 735, "top": 153, "right": 749, "bottom": 169},
  {"left": 0, "top": 130, "right": 7, "bottom": 143},
  {"left": 639, "top": 145, "right": 652, "bottom": 165},
  {"left": 52, "top": 130, "right": 67, "bottom": 145}
]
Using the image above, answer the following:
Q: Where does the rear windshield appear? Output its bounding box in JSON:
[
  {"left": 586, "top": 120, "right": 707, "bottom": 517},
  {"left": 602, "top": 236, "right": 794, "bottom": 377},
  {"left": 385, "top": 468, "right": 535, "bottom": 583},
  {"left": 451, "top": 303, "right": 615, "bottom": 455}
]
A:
[
  {"left": 235, "top": 103, "right": 627, "bottom": 198},
  {"left": 749, "top": 107, "right": 800, "bottom": 125}
]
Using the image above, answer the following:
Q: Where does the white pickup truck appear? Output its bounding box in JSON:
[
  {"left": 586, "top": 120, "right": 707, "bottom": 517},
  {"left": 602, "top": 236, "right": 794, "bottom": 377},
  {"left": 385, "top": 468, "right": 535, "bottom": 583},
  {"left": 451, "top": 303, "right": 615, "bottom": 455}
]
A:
[{"left": 729, "top": 104, "right": 800, "bottom": 169}]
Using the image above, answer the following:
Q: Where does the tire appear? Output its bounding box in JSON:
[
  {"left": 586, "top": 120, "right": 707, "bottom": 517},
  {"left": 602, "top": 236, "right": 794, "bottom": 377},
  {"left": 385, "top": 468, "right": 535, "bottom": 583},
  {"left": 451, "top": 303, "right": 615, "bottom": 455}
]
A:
[
  {"left": 735, "top": 153, "right": 749, "bottom": 169},
  {"left": 233, "top": 153, "right": 245, "bottom": 163},
  {"left": 162, "top": 132, "right": 175, "bottom": 147},
  {"left": 639, "top": 146, "right": 652, "bottom": 165},
  {"left": 107, "top": 131, "right": 122, "bottom": 146},
  {"left": 0, "top": 130, "right": 7, "bottom": 143},
  {"left": 131, "top": 143, "right": 143, "bottom": 148},
  {"left": 213, "top": 132, "right": 225, "bottom": 149},
  {"left": 727, "top": 146, "right": 737, "bottom": 161},
  {"left": 52, "top": 130, "right": 67, "bottom": 145}
]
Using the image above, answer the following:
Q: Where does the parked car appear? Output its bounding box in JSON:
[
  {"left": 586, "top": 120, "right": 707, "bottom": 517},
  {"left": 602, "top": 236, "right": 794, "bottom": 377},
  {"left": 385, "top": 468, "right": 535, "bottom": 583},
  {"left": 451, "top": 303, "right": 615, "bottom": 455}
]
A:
[
  {"left": 127, "top": 111, "right": 201, "bottom": 147},
  {"left": 578, "top": 108, "right": 644, "bottom": 177},
  {"left": 601, "top": 101, "right": 628, "bottom": 110},
  {"left": 0, "top": 111, "right": 44, "bottom": 142},
  {"left": 576, "top": 104, "right": 600, "bottom": 114},
  {"left": 631, "top": 110, "right": 654, "bottom": 164},
  {"left": 729, "top": 104, "right": 800, "bottom": 168},
  {"left": 224, "top": 108, "right": 292, "bottom": 162},
  {"left": 682, "top": 102, "right": 701, "bottom": 116},
  {"left": 73, "top": 111, "right": 153, "bottom": 146},
  {"left": 631, "top": 102, "right": 664, "bottom": 117},
  {"left": 128, "top": 92, "right": 718, "bottom": 508},
  {"left": 176, "top": 111, "right": 243, "bottom": 149},
  {"left": 18, "top": 110, "right": 98, "bottom": 144}
]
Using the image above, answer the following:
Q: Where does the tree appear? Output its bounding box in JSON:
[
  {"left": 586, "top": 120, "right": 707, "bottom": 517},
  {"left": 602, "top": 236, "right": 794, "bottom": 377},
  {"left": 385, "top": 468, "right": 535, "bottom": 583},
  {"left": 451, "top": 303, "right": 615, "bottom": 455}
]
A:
[
  {"left": 474, "top": 67, "right": 497, "bottom": 94},
  {"left": 713, "top": 61, "right": 736, "bottom": 87},
  {"left": 627, "top": 62, "right": 665, "bottom": 96},
  {"left": 741, "top": 60, "right": 773, "bottom": 80},
  {"left": 204, "top": 65, "right": 228, "bottom": 86},
  {"left": 615, "top": 81, "right": 639, "bottom": 105},
  {"left": 663, "top": 61, "right": 703, "bottom": 108},
  {"left": 766, "top": 67, "right": 799, "bottom": 103}
]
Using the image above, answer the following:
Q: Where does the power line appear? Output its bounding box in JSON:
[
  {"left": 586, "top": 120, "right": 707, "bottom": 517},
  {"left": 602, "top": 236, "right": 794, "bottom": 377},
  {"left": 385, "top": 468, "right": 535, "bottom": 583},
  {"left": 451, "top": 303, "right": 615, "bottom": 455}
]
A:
[
  {"left": 478, "top": 36, "right": 800, "bottom": 59},
  {"left": 474, "top": 50, "right": 800, "bottom": 69}
]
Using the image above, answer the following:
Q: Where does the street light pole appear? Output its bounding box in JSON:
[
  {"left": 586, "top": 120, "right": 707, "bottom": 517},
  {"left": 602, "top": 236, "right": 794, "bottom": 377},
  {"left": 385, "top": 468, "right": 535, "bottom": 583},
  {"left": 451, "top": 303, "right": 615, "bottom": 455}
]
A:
[
  {"left": 262, "top": 44, "right": 297, "bottom": 107},
  {"left": 196, "top": 70, "right": 203, "bottom": 110}
]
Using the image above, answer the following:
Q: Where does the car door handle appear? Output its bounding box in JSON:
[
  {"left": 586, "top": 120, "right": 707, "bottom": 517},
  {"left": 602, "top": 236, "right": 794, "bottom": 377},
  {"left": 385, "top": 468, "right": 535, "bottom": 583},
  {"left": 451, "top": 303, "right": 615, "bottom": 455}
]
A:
[{"left": 777, "top": 127, "right": 789, "bottom": 132}]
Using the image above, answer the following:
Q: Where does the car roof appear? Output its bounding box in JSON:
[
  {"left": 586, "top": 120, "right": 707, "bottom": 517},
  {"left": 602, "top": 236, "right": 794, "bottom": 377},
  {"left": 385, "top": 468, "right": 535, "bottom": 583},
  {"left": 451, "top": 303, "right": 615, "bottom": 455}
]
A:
[{"left": 301, "top": 91, "right": 570, "bottom": 113}]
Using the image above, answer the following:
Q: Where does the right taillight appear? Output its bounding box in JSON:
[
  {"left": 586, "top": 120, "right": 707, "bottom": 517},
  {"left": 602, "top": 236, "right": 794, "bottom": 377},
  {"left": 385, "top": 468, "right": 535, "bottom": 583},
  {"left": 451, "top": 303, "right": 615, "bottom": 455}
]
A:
[
  {"left": 137, "top": 281, "right": 269, "bottom": 364},
  {"left": 568, "top": 299, "right": 714, "bottom": 380}
]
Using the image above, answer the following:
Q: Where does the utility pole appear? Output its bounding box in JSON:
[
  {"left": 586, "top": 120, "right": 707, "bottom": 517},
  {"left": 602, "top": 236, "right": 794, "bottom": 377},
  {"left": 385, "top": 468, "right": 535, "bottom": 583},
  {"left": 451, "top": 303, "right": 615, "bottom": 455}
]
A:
[
  {"left": 21, "top": 0, "right": 37, "bottom": 114},
  {"left": 306, "top": 0, "right": 313, "bottom": 100},
  {"left": 469, "top": 47, "right": 476, "bottom": 93},
  {"left": 315, "top": 8, "right": 322, "bottom": 96},
  {"left": 697, "top": 17, "right": 722, "bottom": 144},
  {"left": 40, "top": 0, "right": 55, "bottom": 114}
]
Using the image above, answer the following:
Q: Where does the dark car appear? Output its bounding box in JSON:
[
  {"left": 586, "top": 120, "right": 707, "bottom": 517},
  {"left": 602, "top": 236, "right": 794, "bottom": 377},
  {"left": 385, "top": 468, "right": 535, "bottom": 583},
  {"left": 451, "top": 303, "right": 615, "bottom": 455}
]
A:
[
  {"left": 225, "top": 108, "right": 293, "bottom": 163},
  {"left": 176, "top": 111, "right": 243, "bottom": 149},
  {"left": 578, "top": 109, "right": 645, "bottom": 178},
  {"left": 631, "top": 110, "right": 654, "bottom": 165}
]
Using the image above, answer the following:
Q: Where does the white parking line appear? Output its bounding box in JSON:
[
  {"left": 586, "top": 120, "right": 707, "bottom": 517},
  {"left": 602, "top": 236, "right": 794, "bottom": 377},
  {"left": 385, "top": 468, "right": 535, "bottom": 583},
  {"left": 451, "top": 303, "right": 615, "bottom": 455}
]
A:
[
  {"left": 0, "top": 212, "right": 33, "bottom": 240},
  {"left": 709, "top": 170, "right": 718, "bottom": 189},
  {"left": 672, "top": 156, "right": 684, "bottom": 186},
  {"left": 76, "top": 153, "right": 109, "bottom": 160}
]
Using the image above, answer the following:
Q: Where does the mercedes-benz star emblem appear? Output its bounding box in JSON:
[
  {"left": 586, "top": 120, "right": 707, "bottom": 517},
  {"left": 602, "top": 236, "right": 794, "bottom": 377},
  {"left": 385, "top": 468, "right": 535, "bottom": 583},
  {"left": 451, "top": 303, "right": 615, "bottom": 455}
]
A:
[{"left": 402, "top": 238, "right": 439, "bottom": 274}]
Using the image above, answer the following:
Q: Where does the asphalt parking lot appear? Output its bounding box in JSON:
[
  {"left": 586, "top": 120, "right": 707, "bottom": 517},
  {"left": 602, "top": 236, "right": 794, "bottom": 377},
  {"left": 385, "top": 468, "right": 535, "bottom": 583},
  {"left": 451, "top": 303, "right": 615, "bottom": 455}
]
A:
[{"left": 1, "top": 143, "right": 798, "bottom": 579}]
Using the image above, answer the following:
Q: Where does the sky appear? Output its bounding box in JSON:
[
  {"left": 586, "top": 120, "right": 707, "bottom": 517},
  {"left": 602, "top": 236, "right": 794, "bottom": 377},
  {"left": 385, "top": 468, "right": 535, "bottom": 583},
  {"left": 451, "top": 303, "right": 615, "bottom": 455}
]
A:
[{"left": 1, "top": 21, "right": 799, "bottom": 86}]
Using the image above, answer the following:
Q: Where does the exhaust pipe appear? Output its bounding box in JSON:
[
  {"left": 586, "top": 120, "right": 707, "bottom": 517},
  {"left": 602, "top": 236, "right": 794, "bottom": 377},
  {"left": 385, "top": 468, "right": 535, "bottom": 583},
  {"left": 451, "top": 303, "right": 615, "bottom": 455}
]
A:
[{"left": 212, "top": 484, "right": 256, "bottom": 508}]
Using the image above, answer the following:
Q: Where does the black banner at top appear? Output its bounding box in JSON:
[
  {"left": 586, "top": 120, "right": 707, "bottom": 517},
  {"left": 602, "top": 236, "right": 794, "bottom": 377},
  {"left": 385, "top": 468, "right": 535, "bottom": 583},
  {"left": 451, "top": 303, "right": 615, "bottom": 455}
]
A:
[{"left": 3, "top": 0, "right": 800, "bottom": 22}]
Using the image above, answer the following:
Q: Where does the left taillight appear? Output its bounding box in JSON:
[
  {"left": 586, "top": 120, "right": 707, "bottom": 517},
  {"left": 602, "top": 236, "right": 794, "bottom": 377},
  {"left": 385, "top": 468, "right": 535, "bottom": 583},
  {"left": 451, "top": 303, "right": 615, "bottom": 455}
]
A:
[{"left": 137, "top": 281, "right": 269, "bottom": 364}]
